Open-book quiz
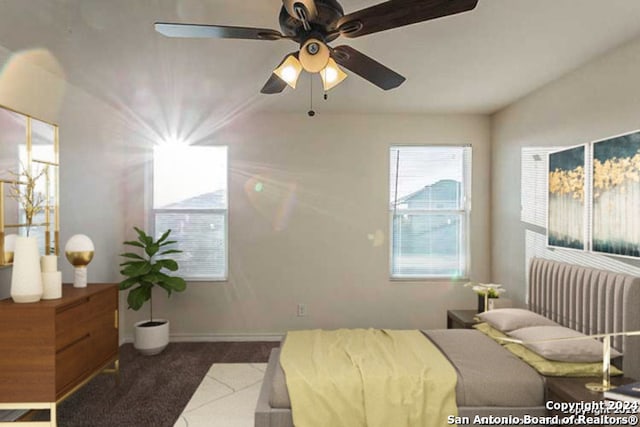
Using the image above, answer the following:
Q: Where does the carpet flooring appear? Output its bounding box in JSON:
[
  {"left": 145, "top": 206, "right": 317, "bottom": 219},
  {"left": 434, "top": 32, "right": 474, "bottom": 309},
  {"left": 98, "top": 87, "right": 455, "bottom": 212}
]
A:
[{"left": 34, "top": 341, "right": 279, "bottom": 427}]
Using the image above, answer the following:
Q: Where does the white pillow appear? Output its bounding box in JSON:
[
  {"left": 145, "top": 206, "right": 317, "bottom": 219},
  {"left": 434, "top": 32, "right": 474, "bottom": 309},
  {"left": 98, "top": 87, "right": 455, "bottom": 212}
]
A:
[
  {"left": 508, "top": 325, "right": 622, "bottom": 363},
  {"left": 475, "top": 308, "right": 559, "bottom": 332}
]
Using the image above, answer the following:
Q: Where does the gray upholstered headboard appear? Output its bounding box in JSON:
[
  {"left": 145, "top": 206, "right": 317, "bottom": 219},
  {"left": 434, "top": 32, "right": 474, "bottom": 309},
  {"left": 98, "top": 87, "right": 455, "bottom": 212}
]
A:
[{"left": 528, "top": 257, "right": 640, "bottom": 379}]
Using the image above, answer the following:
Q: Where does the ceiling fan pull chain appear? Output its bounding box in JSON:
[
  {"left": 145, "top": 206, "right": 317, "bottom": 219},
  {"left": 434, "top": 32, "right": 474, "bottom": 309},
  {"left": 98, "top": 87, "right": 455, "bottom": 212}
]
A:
[{"left": 308, "top": 73, "right": 315, "bottom": 117}]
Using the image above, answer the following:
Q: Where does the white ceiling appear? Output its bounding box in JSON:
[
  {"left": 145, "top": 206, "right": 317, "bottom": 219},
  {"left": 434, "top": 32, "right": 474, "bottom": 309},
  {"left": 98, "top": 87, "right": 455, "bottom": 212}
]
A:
[{"left": 1, "top": 0, "right": 640, "bottom": 118}]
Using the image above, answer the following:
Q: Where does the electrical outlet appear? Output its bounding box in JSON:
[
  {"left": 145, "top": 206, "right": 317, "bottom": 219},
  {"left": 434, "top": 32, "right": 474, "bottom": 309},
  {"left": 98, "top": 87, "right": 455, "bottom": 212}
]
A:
[{"left": 297, "top": 303, "right": 307, "bottom": 317}]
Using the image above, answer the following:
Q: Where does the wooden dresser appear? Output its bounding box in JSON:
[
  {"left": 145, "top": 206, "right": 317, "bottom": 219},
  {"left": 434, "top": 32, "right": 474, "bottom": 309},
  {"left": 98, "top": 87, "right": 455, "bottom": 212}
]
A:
[{"left": 0, "top": 284, "right": 119, "bottom": 426}]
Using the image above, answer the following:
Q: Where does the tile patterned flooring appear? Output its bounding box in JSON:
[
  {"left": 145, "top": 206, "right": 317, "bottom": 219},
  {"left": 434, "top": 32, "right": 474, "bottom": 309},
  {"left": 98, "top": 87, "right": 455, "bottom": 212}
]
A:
[{"left": 174, "top": 363, "right": 267, "bottom": 427}]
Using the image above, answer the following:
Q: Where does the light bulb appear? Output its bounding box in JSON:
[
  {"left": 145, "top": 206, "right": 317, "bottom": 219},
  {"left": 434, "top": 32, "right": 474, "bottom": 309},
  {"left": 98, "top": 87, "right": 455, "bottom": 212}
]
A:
[
  {"left": 274, "top": 54, "right": 303, "bottom": 89},
  {"left": 280, "top": 65, "right": 298, "bottom": 84},
  {"left": 324, "top": 66, "right": 338, "bottom": 83},
  {"left": 320, "top": 58, "right": 347, "bottom": 91}
]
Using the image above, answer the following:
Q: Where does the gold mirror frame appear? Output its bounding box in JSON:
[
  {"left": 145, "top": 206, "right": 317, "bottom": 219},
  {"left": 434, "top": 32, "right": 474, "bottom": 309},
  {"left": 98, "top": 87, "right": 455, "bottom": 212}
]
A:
[{"left": 0, "top": 105, "right": 59, "bottom": 265}]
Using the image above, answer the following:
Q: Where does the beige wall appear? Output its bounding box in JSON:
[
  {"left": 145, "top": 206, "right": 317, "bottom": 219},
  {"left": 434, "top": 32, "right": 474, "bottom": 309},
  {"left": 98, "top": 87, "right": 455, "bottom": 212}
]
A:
[
  {"left": 3, "top": 26, "right": 640, "bottom": 342},
  {"left": 7, "top": 32, "right": 640, "bottom": 339},
  {"left": 123, "top": 112, "right": 492, "bottom": 339},
  {"left": 491, "top": 36, "right": 640, "bottom": 305},
  {"left": 0, "top": 43, "right": 491, "bottom": 338}
]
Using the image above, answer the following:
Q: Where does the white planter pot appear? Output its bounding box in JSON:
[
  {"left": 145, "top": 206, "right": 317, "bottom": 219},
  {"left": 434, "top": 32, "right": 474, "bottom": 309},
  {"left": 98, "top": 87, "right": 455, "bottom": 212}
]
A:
[
  {"left": 134, "top": 319, "right": 169, "bottom": 356},
  {"left": 10, "top": 236, "right": 43, "bottom": 303}
]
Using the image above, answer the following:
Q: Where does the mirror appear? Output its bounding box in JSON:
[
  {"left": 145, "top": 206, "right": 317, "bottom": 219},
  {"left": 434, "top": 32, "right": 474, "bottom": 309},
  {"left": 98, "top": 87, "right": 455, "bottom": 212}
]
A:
[{"left": 0, "top": 105, "right": 59, "bottom": 265}]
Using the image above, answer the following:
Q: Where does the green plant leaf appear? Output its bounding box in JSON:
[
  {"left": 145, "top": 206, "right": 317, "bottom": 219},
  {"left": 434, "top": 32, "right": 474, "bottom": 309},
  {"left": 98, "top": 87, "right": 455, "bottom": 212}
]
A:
[
  {"left": 158, "top": 259, "right": 178, "bottom": 271},
  {"left": 120, "top": 252, "right": 144, "bottom": 260},
  {"left": 159, "top": 249, "right": 182, "bottom": 256},
  {"left": 145, "top": 243, "right": 159, "bottom": 257},
  {"left": 156, "top": 281, "right": 174, "bottom": 297},
  {"left": 120, "top": 260, "right": 143, "bottom": 267},
  {"left": 123, "top": 240, "right": 145, "bottom": 248},
  {"left": 121, "top": 261, "right": 152, "bottom": 278},
  {"left": 141, "top": 272, "right": 166, "bottom": 284},
  {"left": 120, "top": 260, "right": 147, "bottom": 268},
  {"left": 163, "top": 276, "right": 187, "bottom": 292},
  {"left": 134, "top": 226, "right": 153, "bottom": 246},
  {"left": 159, "top": 240, "right": 178, "bottom": 247},
  {"left": 119, "top": 276, "right": 139, "bottom": 290},
  {"left": 157, "top": 229, "right": 171, "bottom": 244},
  {"left": 127, "top": 285, "right": 152, "bottom": 311}
]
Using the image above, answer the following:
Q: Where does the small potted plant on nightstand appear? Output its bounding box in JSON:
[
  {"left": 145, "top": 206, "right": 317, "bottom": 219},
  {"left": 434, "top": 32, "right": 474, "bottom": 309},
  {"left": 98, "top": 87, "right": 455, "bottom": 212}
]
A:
[
  {"left": 465, "top": 282, "right": 506, "bottom": 312},
  {"left": 119, "top": 227, "right": 186, "bottom": 355}
]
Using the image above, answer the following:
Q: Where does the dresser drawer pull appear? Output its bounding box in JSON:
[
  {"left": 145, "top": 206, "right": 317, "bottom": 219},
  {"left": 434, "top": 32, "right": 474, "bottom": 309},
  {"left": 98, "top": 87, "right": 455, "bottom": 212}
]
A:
[
  {"left": 57, "top": 333, "right": 90, "bottom": 354},
  {"left": 59, "top": 297, "right": 90, "bottom": 313},
  {"left": 114, "top": 310, "right": 119, "bottom": 329}
]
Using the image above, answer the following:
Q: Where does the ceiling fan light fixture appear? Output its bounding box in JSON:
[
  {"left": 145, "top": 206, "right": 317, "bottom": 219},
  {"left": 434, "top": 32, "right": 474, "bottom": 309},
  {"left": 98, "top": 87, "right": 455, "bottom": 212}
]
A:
[
  {"left": 274, "top": 54, "right": 303, "bottom": 89},
  {"left": 299, "top": 38, "right": 330, "bottom": 73},
  {"left": 320, "top": 58, "right": 347, "bottom": 91}
]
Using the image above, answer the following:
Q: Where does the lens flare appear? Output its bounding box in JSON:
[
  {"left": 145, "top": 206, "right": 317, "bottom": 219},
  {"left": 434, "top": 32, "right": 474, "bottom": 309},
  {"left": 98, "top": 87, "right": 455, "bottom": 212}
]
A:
[
  {"left": 244, "top": 175, "right": 297, "bottom": 231},
  {"left": 0, "top": 49, "right": 66, "bottom": 119}
]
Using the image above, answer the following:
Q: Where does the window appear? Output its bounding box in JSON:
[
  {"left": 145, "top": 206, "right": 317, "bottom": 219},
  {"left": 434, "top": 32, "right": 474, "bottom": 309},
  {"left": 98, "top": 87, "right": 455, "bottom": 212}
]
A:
[
  {"left": 152, "top": 145, "right": 228, "bottom": 281},
  {"left": 389, "top": 146, "right": 471, "bottom": 279}
]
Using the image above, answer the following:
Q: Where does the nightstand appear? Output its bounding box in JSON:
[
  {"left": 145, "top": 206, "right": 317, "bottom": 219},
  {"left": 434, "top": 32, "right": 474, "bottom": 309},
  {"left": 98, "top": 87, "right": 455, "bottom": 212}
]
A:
[{"left": 447, "top": 309, "right": 479, "bottom": 329}]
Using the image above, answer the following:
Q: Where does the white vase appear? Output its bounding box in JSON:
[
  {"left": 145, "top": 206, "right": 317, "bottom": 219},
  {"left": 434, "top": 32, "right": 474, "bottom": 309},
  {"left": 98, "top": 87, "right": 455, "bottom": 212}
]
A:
[
  {"left": 10, "top": 236, "right": 43, "bottom": 303},
  {"left": 42, "top": 271, "right": 62, "bottom": 300}
]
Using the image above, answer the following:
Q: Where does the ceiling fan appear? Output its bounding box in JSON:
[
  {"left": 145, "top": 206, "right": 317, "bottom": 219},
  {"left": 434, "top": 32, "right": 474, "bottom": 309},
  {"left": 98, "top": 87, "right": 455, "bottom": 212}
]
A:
[{"left": 155, "top": 0, "right": 479, "bottom": 94}]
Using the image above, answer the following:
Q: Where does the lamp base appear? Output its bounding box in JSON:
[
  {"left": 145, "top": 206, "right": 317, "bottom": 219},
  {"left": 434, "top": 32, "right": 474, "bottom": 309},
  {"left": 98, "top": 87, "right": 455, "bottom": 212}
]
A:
[
  {"left": 585, "top": 382, "right": 612, "bottom": 392},
  {"left": 73, "top": 267, "right": 88, "bottom": 288}
]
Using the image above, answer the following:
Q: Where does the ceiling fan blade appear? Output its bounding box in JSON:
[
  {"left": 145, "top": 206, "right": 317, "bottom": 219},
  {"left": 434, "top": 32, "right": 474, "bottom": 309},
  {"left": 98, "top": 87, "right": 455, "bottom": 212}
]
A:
[
  {"left": 283, "top": 0, "right": 318, "bottom": 22},
  {"left": 261, "top": 74, "right": 288, "bottom": 94},
  {"left": 154, "top": 22, "right": 285, "bottom": 41},
  {"left": 337, "top": 0, "right": 478, "bottom": 38},
  {"left": 332, "top": 45, "right": 405, "bottom": 90}
]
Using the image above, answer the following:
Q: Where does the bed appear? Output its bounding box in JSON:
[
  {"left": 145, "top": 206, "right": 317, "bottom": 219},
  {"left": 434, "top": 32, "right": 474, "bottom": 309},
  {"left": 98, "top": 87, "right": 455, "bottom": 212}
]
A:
[{"left": 255, "top": 258, "right": 640, "bottom": 427}]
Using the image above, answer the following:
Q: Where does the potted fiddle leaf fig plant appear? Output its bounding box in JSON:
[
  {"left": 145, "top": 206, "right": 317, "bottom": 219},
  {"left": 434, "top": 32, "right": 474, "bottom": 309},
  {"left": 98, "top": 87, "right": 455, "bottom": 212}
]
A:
[{"left": 119, "top": 227, "right": 186, "bottom": 355}]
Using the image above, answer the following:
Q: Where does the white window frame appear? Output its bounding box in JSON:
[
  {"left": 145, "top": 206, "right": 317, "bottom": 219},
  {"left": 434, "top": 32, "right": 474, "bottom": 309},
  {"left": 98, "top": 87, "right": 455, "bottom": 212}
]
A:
[
  {"left": 150, "top": 145, "right": 228, "bottom": 282},
  {"left": 389, "top": 145, "right": 471, "bottom": 280}
]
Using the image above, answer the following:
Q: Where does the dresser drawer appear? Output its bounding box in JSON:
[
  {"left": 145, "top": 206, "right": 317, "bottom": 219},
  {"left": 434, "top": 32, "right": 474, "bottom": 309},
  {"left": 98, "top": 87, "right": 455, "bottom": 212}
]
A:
[
  {"left": 55, "top": 298, "right": 91, "bottom": 350},
  {"left": 55, "top": 288, "right": 116, "bottom": 350},
  {"left": 55, "top": 334, "right": 91, "bottom": 396},
  {"left": 0, "top": 284, "right": 119, "bottom": 405},
  {"left": 87, "top": 288, "right": 116, "bottom": 318}
]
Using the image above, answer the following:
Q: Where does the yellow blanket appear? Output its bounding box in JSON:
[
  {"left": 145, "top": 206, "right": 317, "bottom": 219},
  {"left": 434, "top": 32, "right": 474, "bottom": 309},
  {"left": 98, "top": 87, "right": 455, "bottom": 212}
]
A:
[{"left": 280, "top": 329, "right": 458, "bottom": 427}]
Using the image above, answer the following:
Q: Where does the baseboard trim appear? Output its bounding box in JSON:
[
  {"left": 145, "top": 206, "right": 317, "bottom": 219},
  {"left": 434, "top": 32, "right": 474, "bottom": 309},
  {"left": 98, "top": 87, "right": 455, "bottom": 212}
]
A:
[{"left": 121, "top": 332, "right": 284, "bottom": 344}]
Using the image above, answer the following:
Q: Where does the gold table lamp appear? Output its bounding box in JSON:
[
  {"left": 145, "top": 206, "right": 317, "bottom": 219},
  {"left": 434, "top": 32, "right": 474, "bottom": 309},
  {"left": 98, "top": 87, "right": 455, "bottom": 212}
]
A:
[{"left": 65, "top": 234, "right": 94, "bottom": 288}]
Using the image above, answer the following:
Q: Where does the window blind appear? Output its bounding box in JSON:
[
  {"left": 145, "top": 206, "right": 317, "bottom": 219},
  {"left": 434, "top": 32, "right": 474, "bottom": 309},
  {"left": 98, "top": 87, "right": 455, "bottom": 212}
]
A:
[
  {"left": 153, "top": 145, "right": 228, "bottom": 280},
  {"left": 389, "top": 146, "right": 471, "bottom": 279}
]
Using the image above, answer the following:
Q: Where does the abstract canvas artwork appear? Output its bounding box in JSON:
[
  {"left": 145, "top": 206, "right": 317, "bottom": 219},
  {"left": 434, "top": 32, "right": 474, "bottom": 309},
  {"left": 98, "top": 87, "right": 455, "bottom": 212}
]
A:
[
  {"left": 592, "top": 131, "right": 640, "bottom": 258},
  {"left": 548, "top": 145, "right": 586, "bottom": 250}
]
